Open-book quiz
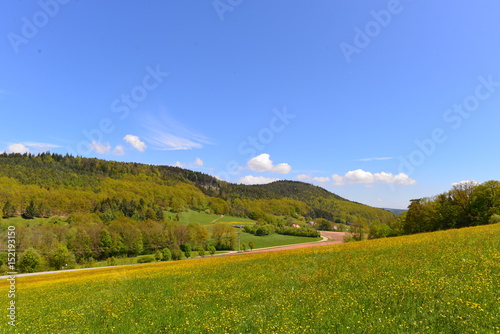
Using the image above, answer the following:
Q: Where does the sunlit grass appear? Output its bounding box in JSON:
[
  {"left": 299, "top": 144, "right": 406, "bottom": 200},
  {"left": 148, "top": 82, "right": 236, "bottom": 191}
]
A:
[{"left": 1, "top": 224, "right": 499, "bottom": 333}]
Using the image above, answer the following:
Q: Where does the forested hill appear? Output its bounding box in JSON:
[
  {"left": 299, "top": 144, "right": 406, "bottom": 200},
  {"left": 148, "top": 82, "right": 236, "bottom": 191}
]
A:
[{"left": 0, "top": 153, "right": 394, "bottom": 224}]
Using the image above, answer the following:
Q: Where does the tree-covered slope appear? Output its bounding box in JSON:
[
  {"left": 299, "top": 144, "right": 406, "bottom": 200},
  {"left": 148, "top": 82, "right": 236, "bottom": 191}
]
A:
[{"left": 0, "top": 153, "right": 394, "bottom": 223}]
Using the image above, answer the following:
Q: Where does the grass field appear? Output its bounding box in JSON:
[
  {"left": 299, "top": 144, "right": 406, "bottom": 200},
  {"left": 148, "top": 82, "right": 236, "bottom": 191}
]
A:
[
  {"left": 239, "top": 232, "right": 322, "bottom": 249},
  {"left": 0, "top": 216, "right": 64, "bottom": 228},
  {"left": 1, "top": 224, "right": 499, "bottom": 333},
  {"left": 164, "top": 210, "right": 256, "bottom": 226}
]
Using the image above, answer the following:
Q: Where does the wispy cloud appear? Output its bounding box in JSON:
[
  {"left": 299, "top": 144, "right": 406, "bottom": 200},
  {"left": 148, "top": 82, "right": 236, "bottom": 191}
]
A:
[
  {"left": 143, "top": 114, "right": 211, "bottom": 151},
  {"left": 23, "top": 142, "right": 61, "bottom": 150},
  {"left": 355, "top": 157, "right": 394, "bottom": 162}
]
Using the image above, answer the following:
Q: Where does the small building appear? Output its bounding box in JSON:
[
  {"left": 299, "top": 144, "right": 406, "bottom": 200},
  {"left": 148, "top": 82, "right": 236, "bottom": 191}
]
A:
[
  {"left": 291, "top": 224, "right": 301, "bottom": 228},
  {"left": 306, "top": 221, "right": 315, "bottom": 226},
  {"left": 232, "top": 225, "right": 245, "bottom": 229}
]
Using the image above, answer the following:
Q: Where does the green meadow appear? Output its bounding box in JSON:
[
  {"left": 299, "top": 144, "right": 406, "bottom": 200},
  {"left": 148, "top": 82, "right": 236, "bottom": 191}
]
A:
[{"left": 1, "top": 223, "right": 498, "bottom": 333}]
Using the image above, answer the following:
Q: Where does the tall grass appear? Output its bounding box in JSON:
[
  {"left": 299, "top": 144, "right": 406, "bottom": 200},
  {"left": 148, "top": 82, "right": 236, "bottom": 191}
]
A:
[{"left": 1, "top": 224, "right": 499, "bottom": 333}]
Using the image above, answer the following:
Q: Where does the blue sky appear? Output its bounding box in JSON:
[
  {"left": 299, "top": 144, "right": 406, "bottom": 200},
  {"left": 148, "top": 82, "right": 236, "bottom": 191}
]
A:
[{"left": 1, "top": 0, "right": 500, "bottom": 209}]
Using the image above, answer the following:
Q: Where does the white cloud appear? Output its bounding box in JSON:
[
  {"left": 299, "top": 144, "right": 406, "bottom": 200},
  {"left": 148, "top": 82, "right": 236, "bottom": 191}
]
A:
[
  {"left": 313, "top": 176, "right": 330, "bottom": 183},
  {"left": 143, "top": 113, "right": 211, "bottom": 151},
  {"left": 5, "top": 142, "right": 61, "bottom": 154},
  {"left": 172, "top": 158, "right": 204, "bottom": 169},
  {"left": 296, "top": 174, "right": 330, "bottom": 184},
  {"left": 7, "top": 143, "right": 30, "bottom": 154},
  {"left": 451, "top": 180, "right": 479, "bottom": 187},
  {"left": 332, "top": 169, "right": 416, "bottom": 186},
  {"left": 238, "top": 175, "right": 279, "bottom": 185},
  {"left": 296, "top": 174, "right": 312, "bottom": 181},
  {"left": 91, "top": 141, "right": 111, "bottom": 154},
  {"left": 247, "top": 154, "right": 291, "bottom": 174},
  {"left": 113, "top": 145, "right": 125, "bottom": 156},
  {"left": 124, "top": 134, "right": 146, "bottom": 152},
  {"left": 194, "top": 157, "right": 203, "bottom": 166}
]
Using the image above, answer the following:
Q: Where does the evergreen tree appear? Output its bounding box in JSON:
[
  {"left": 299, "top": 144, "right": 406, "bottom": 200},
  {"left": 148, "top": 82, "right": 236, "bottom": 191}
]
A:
[
  {"left": 23, "top": 199, "right": 37, "bottom": 219},
  {"left": 3, "top": 200, "right": 16, "bottom": 218},
  {"left": 155, "top": 207, "right": 164, "bottom": 220}
]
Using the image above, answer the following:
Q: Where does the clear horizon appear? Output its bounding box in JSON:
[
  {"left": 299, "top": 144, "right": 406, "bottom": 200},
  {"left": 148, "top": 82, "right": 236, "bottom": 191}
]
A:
[{"left": 2, "top": 1, "right": 500, "bottom": 209}]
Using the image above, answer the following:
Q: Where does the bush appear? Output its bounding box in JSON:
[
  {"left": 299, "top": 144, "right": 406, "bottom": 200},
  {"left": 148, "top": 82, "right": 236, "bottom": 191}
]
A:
[
  {"left": 137, "top": 255, "right": 155, "bottom": 264},
  {"left": 107, "top": 256, "right": 117, "bottom": 266},
  {"left": 277, "top": 226, "right": 319, "bottom": 237},
  {"left": 49, "top": 244, "right": 76, "bottom": 270},
  {"left": 489, "top": 214, "right": 500, "bottom": 224},
  {"left": 180, "top": 244, "right": 192, "bottom": 258},
  {"left": 207, "top": 245, "right": 216, "bottom": 256},
  {"left": 84, "top": 257, "right": 96, "bottom": 268},
  {"left": 171, "top": 247, "right": 183, "bottom": 260},
  {"left": 197, "top": 247, "right": 205, "bottom": 257},
  {"left": 19, "top": 247, "right": 44, "bottom": 273},
  {"left": 162, "top": 248, "right": 172, "bottom": 261},
  {"left": 255, "top": 224, "right": 275, "bottom": 236},
  {"left": 154, "top": 250, "right": 163, "bottom": 261},
  {"left": 243, "top": 225, "right": 256, "bottom": 234}
]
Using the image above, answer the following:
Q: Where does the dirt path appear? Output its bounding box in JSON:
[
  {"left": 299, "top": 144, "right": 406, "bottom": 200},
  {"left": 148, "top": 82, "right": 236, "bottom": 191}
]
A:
[
  {"left": 210, "top": 214, "right": 224, "bottom": 223},
  {"left": 0, "top": 231, "right": 348, "bottom": 279}
]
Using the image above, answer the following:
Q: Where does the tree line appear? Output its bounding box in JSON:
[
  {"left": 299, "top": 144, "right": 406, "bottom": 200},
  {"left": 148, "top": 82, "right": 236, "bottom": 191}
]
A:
[{"left": 0, "top": 212, "right": 240, "bottom": 273}]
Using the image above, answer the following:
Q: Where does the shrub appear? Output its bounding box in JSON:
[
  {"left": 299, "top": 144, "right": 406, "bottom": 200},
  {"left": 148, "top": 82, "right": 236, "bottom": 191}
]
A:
[
  {"left": 154, "top": 250, "right": 163, "bottom": 261},
  {"left": 19, "top": 247, "right": 44, "bottom": 273},
  {"left": 489, "top": 214, "right": 500, "bottom": 224},
  {"left": 207, "top": 245, "right": 216, "bottom": 256},
  {"left": 137, "top": 255, "right": 155, "bottom": 264},
  {"left": 107, "top": 256, "right": 117, "bottom": 266},
  {"left": 162, "top": 248, "right": 172, "bottom": 261},
  {"left": 180, "top": 244, "right": 192, "bottom": 258},
  {"left": 197, "top": 247, "right": 205, "bottom": 257},
  {"left": 171, "top": 247, "right": 183, "bottom": 261},
  {"left": 255, "top": 224, "right": 275, "bottom": 236}
]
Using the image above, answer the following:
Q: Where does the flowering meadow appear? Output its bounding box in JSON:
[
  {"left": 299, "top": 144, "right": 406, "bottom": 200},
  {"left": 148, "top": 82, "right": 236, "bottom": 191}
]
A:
[{"left": 1, "top": 223, "right": 499, "bottom": 333}]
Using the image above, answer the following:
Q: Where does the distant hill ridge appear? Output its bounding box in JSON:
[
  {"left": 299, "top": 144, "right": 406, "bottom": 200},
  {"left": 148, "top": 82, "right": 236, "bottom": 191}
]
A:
[{"left": 0, "top": 152, "right": 395, "bottom": 223}]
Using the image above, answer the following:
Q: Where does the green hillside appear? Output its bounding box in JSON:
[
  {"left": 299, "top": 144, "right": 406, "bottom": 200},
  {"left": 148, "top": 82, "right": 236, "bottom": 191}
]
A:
[{"left": 0, "top": 152, "right": 394, "bottom": 224}]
